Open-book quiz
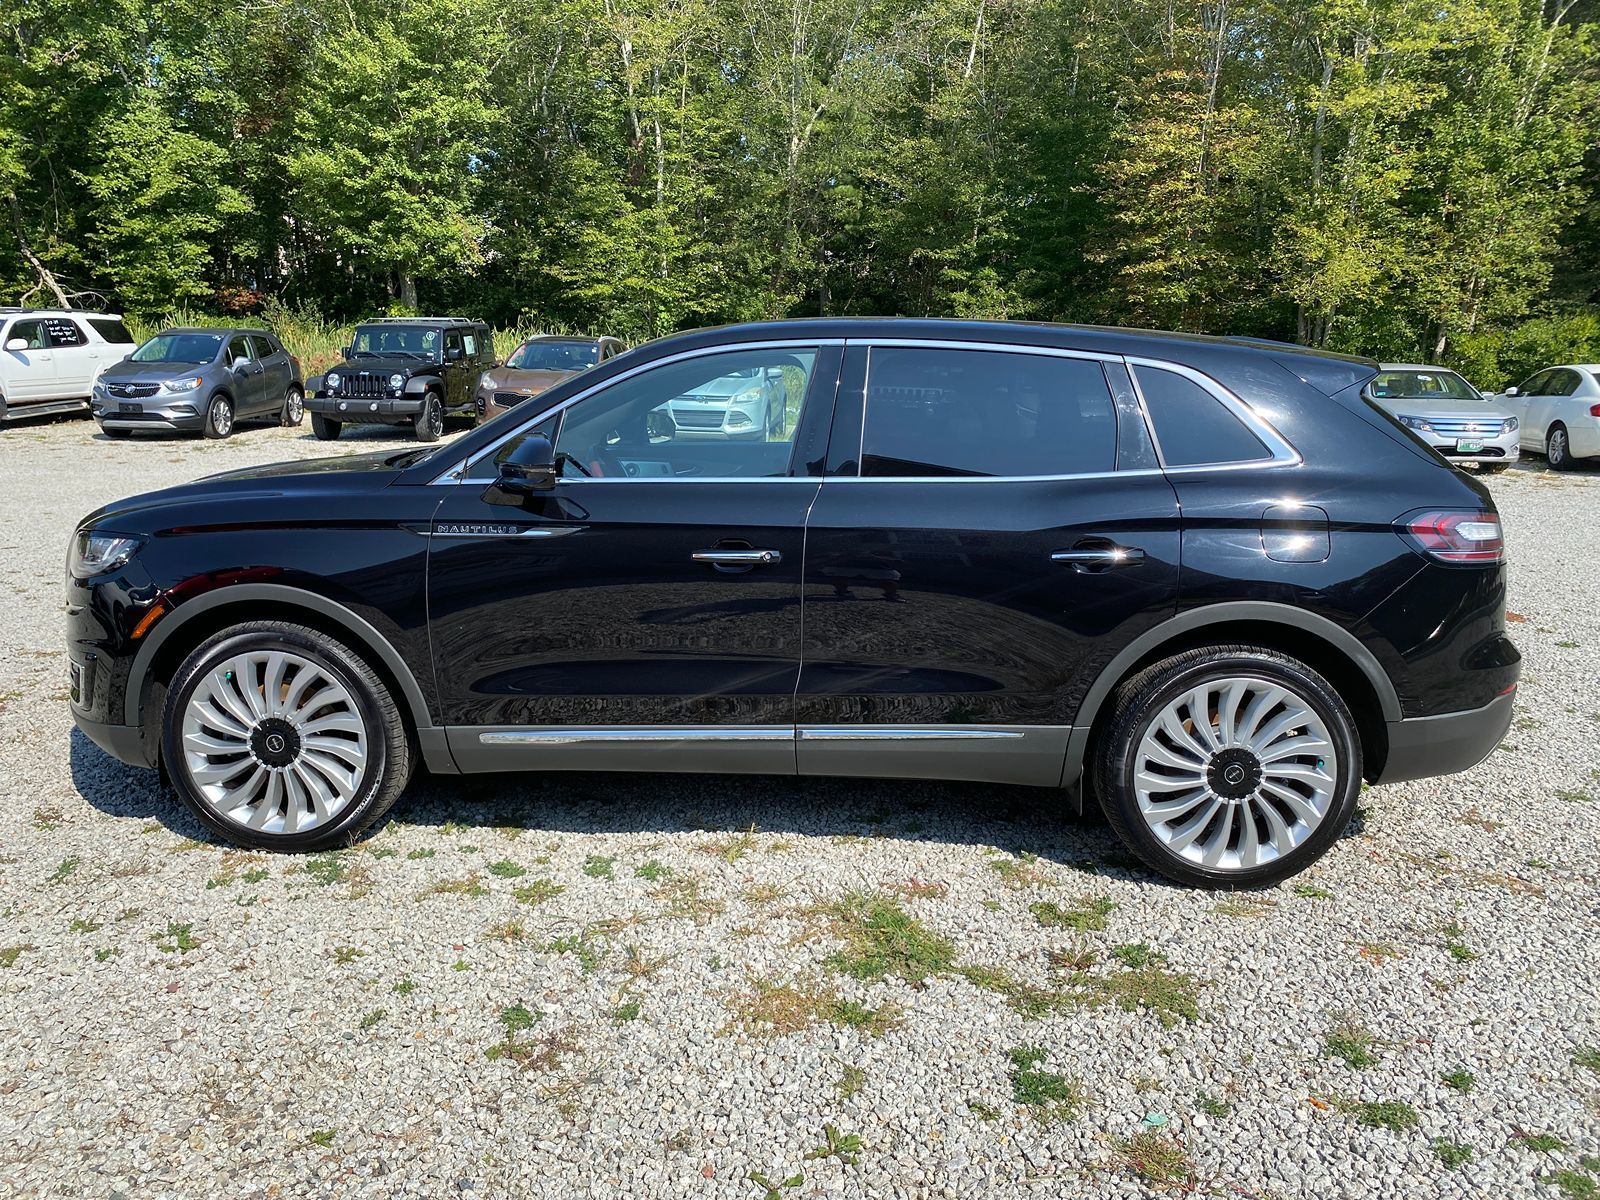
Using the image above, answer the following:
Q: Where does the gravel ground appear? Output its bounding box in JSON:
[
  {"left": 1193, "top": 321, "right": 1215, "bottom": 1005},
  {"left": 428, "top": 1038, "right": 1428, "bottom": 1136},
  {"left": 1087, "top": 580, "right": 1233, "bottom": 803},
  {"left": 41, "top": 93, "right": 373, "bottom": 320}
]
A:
[{"left": 1, "top": 417, "right": 1598, "bottom": 1200}]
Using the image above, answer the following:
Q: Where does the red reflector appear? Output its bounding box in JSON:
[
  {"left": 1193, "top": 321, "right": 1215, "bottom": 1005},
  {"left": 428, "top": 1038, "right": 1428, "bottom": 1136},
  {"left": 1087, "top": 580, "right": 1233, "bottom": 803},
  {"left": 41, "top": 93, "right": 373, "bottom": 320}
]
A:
[
  {"left": 1497, "top": 682, "right": 1517, "bottom": 697},
  {"left": 1398, "top": 509, "right": 1505, "bottom": 564}
]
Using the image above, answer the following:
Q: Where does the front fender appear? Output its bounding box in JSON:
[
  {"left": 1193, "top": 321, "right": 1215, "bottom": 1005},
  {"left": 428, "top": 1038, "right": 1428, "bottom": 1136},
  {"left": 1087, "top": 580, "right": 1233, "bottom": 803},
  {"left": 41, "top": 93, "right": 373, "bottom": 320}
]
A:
[{"left": 403, "top": 375, "right": 444, "bottom": 396}]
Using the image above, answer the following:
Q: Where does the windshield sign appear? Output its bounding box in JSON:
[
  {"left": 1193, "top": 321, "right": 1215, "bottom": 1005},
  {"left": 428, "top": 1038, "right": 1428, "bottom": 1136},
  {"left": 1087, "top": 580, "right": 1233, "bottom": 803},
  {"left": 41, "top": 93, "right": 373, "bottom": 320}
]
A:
[
  {"left": 352, "top": 325, "right": 440, "bottom": 360},
  {"left": 1371, "top": 370, "right": 1480, "bottom": 401},
  {"left": 131, "top": 332, "right": 224, "bottom": 364},
  {"left": 507, "top": 341, "right": 599, "bottom": 372}
]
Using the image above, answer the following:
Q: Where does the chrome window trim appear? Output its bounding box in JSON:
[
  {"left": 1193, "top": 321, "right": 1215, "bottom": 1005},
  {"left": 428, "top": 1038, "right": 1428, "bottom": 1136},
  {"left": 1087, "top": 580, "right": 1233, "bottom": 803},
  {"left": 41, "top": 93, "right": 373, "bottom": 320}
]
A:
[
  {"left": 1124, "top": 356, "right": 1301, "bottom": 471},
  {"left": 429, "top": 338, "right": 844, "bottom": 485}
]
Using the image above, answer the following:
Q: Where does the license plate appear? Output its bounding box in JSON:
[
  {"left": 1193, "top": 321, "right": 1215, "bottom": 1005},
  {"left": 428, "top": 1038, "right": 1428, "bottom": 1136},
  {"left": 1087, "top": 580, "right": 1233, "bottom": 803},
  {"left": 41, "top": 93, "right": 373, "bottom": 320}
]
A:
[
  {"left": 1455, "top": 439, "right": 1484, "bottom": 453},
  {"left": 119, "top": 402, "right": 140, "bottom": 414}
]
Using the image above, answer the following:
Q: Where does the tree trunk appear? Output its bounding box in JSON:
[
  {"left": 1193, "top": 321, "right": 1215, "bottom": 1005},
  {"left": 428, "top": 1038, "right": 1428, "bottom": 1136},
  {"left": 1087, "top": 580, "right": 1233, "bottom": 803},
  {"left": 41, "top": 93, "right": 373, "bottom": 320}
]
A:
[
  {"left": 398, "top": 270, "right": 418, "bottom": 312},
  {"left": 6, "top": 194, "right": 72, "bottom": 309}
]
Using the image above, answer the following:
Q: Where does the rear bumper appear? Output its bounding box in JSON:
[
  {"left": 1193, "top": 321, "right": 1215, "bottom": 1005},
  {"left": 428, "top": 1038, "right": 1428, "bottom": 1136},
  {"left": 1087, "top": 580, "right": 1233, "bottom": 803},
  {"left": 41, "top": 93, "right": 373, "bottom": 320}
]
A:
[{"left": 1372, "top": 689, "right": 1516, "bottom": 785}]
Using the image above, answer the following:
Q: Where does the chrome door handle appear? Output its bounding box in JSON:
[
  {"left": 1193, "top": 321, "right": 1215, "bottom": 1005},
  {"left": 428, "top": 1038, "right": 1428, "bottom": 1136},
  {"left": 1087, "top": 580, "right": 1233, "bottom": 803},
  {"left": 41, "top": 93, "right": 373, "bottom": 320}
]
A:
[
  {"left": 1051, "top": 546, "right": 1145, "bottom": 567},
  {"left": 692, "top": 549, "right": 782, "bottom": 566}
]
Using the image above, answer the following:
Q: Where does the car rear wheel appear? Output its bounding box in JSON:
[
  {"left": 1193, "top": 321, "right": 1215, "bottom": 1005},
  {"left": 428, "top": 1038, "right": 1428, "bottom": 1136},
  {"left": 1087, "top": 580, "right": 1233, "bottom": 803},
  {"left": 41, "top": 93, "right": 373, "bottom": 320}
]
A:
[
  {"left": 1547, "top": 423, "right": 1575, "bottom": 471},
  {"left": 414, "top": 393, "right": 443, "bottom": 442},
  {"left": 161, "top": 621, "right": 412, "bottom": 851},
  {"left": 280, "top": 385, "right": 305, "bottom": 427},
  {"left": 1093, "top": 645, "right": 1361, "bottom": 888},
  {"left": 311, "top": 412, "right": 341, "bottom": 441},
  {"left": 203, "top": 395, "right": 234, "bottom": 440}
]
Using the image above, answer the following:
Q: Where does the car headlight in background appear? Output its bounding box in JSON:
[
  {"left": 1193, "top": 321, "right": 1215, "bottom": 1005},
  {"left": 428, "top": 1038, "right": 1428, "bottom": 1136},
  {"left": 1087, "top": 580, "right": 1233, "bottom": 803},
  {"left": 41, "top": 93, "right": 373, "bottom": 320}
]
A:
[
  {"left": 70, "top": 531, "right": 143, "bottom": 577},
  {"left": 1503, "top": 417, "right": 1519, "bottom": 433},
  {"left": 389, "top": 373, "right": 405, "bottom": 390},
  {"left": 162, "top": 376, "right": 203, "bottom": 393},
  {"left": 1398, "top": 415, "right": 1435, "bottom": 434},
  {"left": 327, "top": 373, "right": 342, "bottom": 390}
]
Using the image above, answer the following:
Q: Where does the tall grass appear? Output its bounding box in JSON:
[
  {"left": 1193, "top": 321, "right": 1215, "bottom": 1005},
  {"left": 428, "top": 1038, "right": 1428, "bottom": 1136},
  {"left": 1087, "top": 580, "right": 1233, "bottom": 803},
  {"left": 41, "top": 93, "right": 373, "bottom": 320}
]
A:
[{"left": 125, "top": 301, "right": 581, "bottom": 375}]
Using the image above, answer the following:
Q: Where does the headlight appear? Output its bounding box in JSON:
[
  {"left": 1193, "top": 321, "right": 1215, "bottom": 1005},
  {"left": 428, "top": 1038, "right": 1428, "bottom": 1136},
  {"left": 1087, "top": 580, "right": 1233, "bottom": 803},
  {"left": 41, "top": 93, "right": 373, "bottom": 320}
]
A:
[
  {"left": 1503, "top": 416, "right": 1518, "bottom": 433},
  {"left": 70, "top": 531, "right": 143, "bottom": 577},
  {"left": 327, "top": 373, "right": 342, "bottom": 390},
  {"left": 389, "top": 373, "right": 405, "bottom": 389},
  {"left": 1398, "top": 415, "right": 1434, "bottom": 434},
  {"left": 162, "top": 376, "right": 203, "bottom": 393}
]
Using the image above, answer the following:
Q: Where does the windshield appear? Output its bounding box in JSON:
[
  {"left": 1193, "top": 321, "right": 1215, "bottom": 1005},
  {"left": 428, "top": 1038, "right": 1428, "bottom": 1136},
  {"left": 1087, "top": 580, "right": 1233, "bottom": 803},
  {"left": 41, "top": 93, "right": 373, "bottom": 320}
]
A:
[
  {"left": 351, "top": 325, "right": 439, "bottom": 360},
  {"left": 131, "top": 332, "right": 223, "bottom": 364},
  {"left": 1371, "top": 370, "right": 1480, "bottom": 401},
  {"left": 507, "top": 340, "right": 599, "bottom": 372}
]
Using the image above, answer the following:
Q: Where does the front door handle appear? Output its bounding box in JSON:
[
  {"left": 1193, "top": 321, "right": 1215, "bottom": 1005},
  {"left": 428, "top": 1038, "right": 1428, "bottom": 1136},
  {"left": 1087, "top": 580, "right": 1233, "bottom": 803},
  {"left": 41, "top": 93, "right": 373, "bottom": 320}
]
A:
[
  {"left": 1051, "top": 546, "right": 1145, "bottom": 569},
  {"left": 693, "top": 548, "right": 782, "bottom": 566}
]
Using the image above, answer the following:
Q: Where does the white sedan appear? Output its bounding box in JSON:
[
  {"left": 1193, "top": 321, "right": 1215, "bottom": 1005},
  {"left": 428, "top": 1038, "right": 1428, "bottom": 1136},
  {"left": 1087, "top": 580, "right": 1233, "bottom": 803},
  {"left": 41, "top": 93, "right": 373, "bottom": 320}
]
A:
[
  {"left": 1500, "top": 364, "right": 1600, "bottom": 471},
  {"left": 1367, "top": 364, "right": 1519, "bottom": 473}
]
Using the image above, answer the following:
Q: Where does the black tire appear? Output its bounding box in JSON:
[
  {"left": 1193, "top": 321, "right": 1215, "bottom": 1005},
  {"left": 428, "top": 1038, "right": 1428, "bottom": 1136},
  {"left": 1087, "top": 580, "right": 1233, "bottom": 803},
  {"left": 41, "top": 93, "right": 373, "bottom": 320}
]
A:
[
  {"left": 203, "top": 394, "right": 234, "bottom": 440},
  {"left": 1547, "top": 423, "right": 1575, "bottom": 471},
  {"left": 311, "top": 412, "right": 341, "bottom": 441},
  {"left": 160, "top": 620, "right": 413, "bottom": 851},
  {"left": 414, "top": 392, "right": 444, "bottom": 442},
  {"left": 280, "top": 385, "right": 305, "bottom": 427},
  {"left": 1092, "top": 644, "right": 1362, "bottom": 889},
  {"left": 1477, "top": 463, "right": 1509, "bottom": 475}
]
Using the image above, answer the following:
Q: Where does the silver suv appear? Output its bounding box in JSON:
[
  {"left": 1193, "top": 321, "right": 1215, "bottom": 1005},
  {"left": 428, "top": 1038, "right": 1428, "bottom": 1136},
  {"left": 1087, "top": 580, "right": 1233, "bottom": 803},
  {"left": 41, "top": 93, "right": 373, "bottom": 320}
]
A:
[{"left": 94, "top": 328, "right": 303, "bottom": 439}]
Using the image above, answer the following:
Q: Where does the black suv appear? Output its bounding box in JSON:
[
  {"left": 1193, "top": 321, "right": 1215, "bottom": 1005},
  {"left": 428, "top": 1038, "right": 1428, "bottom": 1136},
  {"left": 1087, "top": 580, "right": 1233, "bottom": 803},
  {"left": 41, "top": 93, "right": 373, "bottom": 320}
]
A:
[
  {"left": 66, "top": 319, "right": 1518, "bottom": 887},
  {"left": 305, "top": 317, "right": 494, "bottom": 442}
]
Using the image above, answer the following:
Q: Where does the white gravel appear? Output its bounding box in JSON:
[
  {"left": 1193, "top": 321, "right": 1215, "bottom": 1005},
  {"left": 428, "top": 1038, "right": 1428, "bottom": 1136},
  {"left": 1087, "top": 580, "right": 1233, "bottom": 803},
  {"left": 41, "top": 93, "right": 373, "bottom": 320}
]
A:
[{"left": 1, "top": 418, "right": 1598, "bottom": 1200}]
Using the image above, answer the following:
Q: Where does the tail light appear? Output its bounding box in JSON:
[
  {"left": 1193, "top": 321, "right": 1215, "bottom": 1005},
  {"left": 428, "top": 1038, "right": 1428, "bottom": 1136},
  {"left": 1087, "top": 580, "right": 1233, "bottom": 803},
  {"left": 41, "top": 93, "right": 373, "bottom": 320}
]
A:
[
  {"left": 1589, "top": 403, "right": 1600, "bottom": 418},
  {"left": 1398, "top": 509, "right": 1505, "bottom": 564}
]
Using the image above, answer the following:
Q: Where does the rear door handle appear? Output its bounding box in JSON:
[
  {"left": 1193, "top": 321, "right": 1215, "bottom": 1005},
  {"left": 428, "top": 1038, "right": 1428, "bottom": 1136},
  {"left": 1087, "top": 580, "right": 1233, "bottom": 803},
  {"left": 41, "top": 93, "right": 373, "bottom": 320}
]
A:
[
  {"left": 693, "top": 549, "right": 782, "bottom": 566},
  {"left": 1051, "top": 546, "right": 1145, "bottom": 568}
]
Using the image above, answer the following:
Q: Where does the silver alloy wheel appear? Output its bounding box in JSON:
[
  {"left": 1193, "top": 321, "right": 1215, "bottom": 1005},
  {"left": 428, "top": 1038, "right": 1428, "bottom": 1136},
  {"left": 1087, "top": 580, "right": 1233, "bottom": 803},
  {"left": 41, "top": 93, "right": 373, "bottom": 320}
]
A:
[
  {"left": 285, "top": 387, "right": 304, "bottom": 424},
  {"left": 179, "top": 650, "right": 368, "bottom": 835},
  {"left": 1549, "top": 427, "right": 1568, "bottom": 466},
  {"left": 1131, "top": 675, "right": 1338, "bottom": 872},
  {"left": 211, "top": 397, "right": 233, "bottom": 436}
]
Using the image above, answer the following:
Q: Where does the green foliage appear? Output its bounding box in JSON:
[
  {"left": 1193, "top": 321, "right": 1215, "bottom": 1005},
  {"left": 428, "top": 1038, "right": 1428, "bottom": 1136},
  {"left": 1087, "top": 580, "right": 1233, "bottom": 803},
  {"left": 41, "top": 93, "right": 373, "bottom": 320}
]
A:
[
  {"left": 823, "top": 893, "right": 956, "bottom": 982},
  {"left": 1006, "top": 1046, "right": 1082, "bottom": 1122}
]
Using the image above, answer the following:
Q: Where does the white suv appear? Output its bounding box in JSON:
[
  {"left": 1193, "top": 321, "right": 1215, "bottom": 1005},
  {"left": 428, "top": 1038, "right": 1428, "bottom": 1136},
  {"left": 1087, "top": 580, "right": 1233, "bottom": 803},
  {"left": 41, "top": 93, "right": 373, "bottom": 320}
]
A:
[{"left": 0, "top": 309, "right": 137, "bottom": 424}]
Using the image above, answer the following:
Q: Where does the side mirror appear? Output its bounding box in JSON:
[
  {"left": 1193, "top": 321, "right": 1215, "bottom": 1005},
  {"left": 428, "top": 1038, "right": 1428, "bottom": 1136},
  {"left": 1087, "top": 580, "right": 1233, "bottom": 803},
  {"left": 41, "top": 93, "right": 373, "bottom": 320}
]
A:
[
  {"left": 446, "top": 346, "right": 463, "bottom": 361},
  {"left": 489, "top": 434, "right": 557, "bottom": 499},
  {"left": 1503, "top": 386, "right": 1519, "bottom": 397},
  {"left": 341, "top": 345, "right": 353, "bottom": 359},
  {"left": 4, "top": 338, "right": 26, "bottom": 352}
]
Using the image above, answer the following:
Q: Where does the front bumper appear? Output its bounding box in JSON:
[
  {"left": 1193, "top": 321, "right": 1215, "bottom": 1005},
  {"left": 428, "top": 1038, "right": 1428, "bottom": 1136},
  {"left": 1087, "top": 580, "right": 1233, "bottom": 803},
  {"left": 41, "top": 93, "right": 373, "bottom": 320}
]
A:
[
  {"left": 307, "top": 394, "right": 423, "bottom": 423},
  {"left": 73, "top": 710, "right": 157, "bottom": 769},
  {"left": 1372, "top": 689, "right": 1516, "bottom": 785},
  {"left": 1416, "top": 426, "right": 1519, "bottom": 465},
  {"left": 94, "top": 399, "right": 204, "bottom": 432}
]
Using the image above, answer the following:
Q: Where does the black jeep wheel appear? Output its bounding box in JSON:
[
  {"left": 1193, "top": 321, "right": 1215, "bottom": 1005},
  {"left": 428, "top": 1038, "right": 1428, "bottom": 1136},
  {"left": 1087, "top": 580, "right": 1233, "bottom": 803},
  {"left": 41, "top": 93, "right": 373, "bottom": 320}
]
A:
[
  {"left": 414, "top": 393, "right": 444, "bottom": 442},
  {"left": 311, "top": 412, "right": 342, "bottom": 441}
]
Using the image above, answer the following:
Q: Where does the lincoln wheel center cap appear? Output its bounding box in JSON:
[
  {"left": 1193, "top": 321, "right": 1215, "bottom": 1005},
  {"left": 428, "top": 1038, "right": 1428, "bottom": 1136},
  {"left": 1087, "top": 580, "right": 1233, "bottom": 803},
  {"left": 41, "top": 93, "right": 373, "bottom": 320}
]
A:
[
  {"left": 249, "top": 717, "right": 302, "bottom": 769},
  {"left": 1207, "top": 747, "right": 1262, "bottom": 800}
]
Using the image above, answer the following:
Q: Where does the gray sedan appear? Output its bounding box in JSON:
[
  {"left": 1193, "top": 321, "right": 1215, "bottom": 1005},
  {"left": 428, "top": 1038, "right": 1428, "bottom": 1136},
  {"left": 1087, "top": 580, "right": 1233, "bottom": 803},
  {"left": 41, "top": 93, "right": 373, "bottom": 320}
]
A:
[{"left": 94, "top": 328, "right": 303, "bottom": 439}]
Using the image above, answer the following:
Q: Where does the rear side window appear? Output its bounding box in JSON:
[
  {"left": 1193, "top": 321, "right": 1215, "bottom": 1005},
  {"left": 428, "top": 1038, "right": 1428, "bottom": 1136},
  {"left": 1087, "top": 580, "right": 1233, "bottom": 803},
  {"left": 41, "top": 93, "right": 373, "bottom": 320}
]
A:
[
  {"left": 44, "top": 318, "right": 86, "bottom": 347},
  {"left": 861, "top": 347, "right": 1117, "bottom": 477},
  {"left": 1134, "top": 365, "right": 1271, "bottom": 467},
  {"left": 88, "top": 318, "right": 134, "bottom": 344},
  {"left": 249, "top": 334, "right": 277, "bottom": 359},
  {"left": 1550, "top": 369, "right": 1582, "bottom": 397}
]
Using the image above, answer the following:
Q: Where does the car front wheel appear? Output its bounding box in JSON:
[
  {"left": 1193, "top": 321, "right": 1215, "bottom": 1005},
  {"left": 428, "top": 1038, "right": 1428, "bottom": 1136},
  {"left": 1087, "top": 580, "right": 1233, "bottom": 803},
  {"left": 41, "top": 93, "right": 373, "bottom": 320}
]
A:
[
  {"left": 1093, "top": 645, "right": 1361, "bottom": 888},
  {"left": 161, "top": 621, "right": 412, "bottom": 850},
  {"left": 414, "top": 393, "right": 444, "bottom": 442},
  {"left": 203, "top": 395, "right": 234, "bottom": 440},
  {"left": 311, "top": 412, "right": 341, "bottom": 441}
]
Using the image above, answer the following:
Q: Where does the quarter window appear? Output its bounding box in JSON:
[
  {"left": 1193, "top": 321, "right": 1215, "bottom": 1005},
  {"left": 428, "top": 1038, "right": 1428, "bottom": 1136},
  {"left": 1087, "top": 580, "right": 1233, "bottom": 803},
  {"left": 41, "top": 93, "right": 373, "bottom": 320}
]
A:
[
  {"left": 1549, "top": 369, "right": 1582, "bottom": 397},
  {"left": 463, "top": 332, "right": 477, "bottom": 357},
  {"left": 87, "top": 318, "right": 134, "bottom": 344},
  {"left": 1134, "top": 365, "right": 1271, "bottom": 467},
  {"left": 249, "top": 334, "right": 277, "bottom": 359},
  {"left": 860, "top": 347, "right": 1117, "bottom": 477}
]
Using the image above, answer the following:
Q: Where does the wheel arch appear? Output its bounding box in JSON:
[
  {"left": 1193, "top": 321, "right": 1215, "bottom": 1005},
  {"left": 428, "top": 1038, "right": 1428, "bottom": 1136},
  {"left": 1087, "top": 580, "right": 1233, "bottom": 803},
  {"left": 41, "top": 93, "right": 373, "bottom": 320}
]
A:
[
  {"left": 1062, "top": 602, "right": 1399, "bottom": 798},
  {"left": 127, "top": 584, "right": 448, "bottom": 770}
]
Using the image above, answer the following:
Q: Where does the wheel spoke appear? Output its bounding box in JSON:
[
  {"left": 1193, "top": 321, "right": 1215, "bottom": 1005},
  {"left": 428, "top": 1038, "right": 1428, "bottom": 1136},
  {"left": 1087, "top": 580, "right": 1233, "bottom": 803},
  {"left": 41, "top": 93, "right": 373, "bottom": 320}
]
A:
[
  {"left": 1215, "top": 679, "right": 1247, "bottom": 746},
  {"left": 1164, "top": 795, "right": 1224, "bottom": 853},
  {"left": 1259, "top": 733, "right": 1333, "bottom": 764},
  {"left": 260, "top": 652, "right": 289, "bottom": 716},
  {"left": 1134, "top": 766, "right": 1206, "bottom": 794}
]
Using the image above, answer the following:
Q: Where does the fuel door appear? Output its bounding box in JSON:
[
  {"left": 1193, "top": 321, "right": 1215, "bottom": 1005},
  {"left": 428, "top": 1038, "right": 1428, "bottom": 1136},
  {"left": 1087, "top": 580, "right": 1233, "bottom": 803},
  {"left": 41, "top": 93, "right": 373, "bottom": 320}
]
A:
[{"left": 1261, "top": 502, "right": 1330, "bottom": 563}]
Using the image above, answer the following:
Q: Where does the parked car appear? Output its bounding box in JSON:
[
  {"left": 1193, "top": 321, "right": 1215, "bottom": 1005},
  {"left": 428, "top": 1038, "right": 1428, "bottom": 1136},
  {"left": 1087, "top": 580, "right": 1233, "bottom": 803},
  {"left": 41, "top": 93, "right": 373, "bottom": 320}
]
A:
[
  {"left": 94, "top": 328, "right": 303, "bottom": 439},
  {"left": 654, "top": 362, "right": 791, "bottom": 440},
  {"left": 1365, "top": 364, "right": 1518, "bottom": 473},
  {"left": 67, "top": 319, "right": 1519, "bottom": 887},
  {"left": 307, "top": 317, "right": 494, "bottom": 442},
  {"left": 0, "top": 308, "right": 136, "bottom": 424},
  {"left": 476, "top": 335, "right": 625, "bottom": 424},
  {"left": 1499, "top": 364, "right": 1600, "bottom": 470}
]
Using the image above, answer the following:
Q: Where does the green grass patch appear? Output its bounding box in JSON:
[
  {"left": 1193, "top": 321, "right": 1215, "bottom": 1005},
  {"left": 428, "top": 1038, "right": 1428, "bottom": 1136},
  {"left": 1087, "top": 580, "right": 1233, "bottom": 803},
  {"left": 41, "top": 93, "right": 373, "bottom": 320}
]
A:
[
  {"left": 1029, "top": 895, "right": 1115, "bottom": 931},
  {"left": 582, "top": 854, "right": 615, "bottom": 879},
  {"left": 1440, "top": 1068, "right": 1476, "bottom": 1092},
  {"left": 486, "top": 859, "right": 526, "bottom": 878},
  {"left": 634, "top": 859, "right": 672, "bottom": 881},
  {"left": 1433, "top": 1139, "right": 1474, "bottom": 1169},
  {"left": 1117, "top": 1128, "right": 1193, "bottom": 1186},
  {"left": 1006, "top": 1045, "right": 1081, "bottom": 1123},
  {"left": 1354, "top": 1101, "right": 1419, "bottom": 1131},
  {"left": 823, "top": 893, "right": 955, "bottom": 982},
  {"left": 512, "top": 878, "right": 564, "bottom": 906},
  {"left": 1323, "top": 1019, "right": 1379, "bottom": 1069}
]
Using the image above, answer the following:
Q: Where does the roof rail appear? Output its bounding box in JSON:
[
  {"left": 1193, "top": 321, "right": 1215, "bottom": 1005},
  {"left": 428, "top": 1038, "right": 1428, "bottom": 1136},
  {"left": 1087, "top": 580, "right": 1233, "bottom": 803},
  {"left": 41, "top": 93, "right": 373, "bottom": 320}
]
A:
[{"left": 363, "top": 316, "right": 479, "bottom": 325}]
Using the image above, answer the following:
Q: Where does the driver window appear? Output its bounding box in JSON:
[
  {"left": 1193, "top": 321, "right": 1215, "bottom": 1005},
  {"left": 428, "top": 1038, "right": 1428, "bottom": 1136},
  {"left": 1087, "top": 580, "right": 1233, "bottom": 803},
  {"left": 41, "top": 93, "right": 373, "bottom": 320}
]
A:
[
  {"left": 550, "top": 347, "right": 818, "bottom": 480},
  {"left": 228, "top": 336, "right": 253, "bottom": 365}
]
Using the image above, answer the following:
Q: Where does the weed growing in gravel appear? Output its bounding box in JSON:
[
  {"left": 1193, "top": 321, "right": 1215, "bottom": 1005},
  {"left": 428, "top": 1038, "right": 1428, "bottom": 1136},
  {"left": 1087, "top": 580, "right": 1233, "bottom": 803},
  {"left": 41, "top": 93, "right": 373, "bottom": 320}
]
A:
[
  {"left": 307, "top": 1130, "right": 336, "bottom": 1148},
  {"left": 968, "top": 1101, "right": 1001, "bottom": 1121},
  {"left": 836, "top": 1064, "right": 866, "bottom": 1100},
  {"left": 1294, "top": 884, "right": 1334, "bottom": 899},
  {"left": 700, "top": 831, "right": 757, "bottom": 863},
  {"left": 1213, "top": 895, "right": 1277, "bottom": 918},
  {"left": 1353, "top": 1101, "right": 1419, "bottom": 1131},
  {"left": 406, "top": 848, "right": 436, "bottom": 861},
  {"left": 1116, "top": 1129, "right": 1193, "bottom": 1186},
  {"left": 822, "top": 893, "right": 955, "bottom": 982},
  {"left": 331, "top": 946, "right": 366, "bottom": 964},
  {"left": 488, "top": 920, "right": 528, "bottom": 941},
  {"left": 154, "top": 922, "right": 199, "bottom": 954},
  {"left": 1432, "top": 1139, "right": 1474, "bottom": 1169},
  {"left": 1196, "top": 1093, "right": 1231, "bottom": 1118},
  {"left": 989, "top": 851, "right": 1050, "bottom": 889},
  {"left": 359, "top": 1009, "right": 385, "bottom": 1030},
  {"left": 1516, "top": 1131, "right": 1568, "bottom": 1152},
  {"left": 1006, "top": 1046, "right": 1082, "bottom": 1123},
  {"left": 1110, "top": 943, "right": 1165, "bottom": 968},
  {"left": 367, "top": 846, "right": 398, "bottom": 860},
  {"left": 31, "top": 806, "right": 61, "bottom": 831},
  {"left": 1548, "top": 1171, "right": 1600, "bottom": 1200},
  {"left": 1085, "top": 961, "right": 1200, "bottom": 1026},
  {"left": 1030, "top": 895, "right": 1116, "bottom": 931},
  {"left": 94, "top": 948, "right": 119, "bottom": 962},
  {"left": 1356, "top": 940, "right": 1403, "bottom": 963},
  {"left": 416, "top": 874, "right": 488, "bottom": 900},
  {"left": 487, "top": 859, "right": 526, "bottom": 878},
  {"left": 634, "top": 859, "right": 672, "bottom": 881},
  {"left": 512, "top": 878, "right": 564, "bottom": 906},
  {"left": 486, "top": 1005, "right": 577, "bottom": 1071},
  {"left": 1440, "top": 1069, "right": 1476, "bottom": 1092},
  {"left": 725, "top": 976, "right": 903, "bottom": 1037},
  {"left": 804, "top": 1125, "right": 862, "bottom": 1165},
  {"left": 393, "top": 978, "right": 417, "bottom": 995},
  {"left": 1573, "top": 1047, "right": 1600, "bottom": 1073},
  {"left": 741, "top": 883, "right": 787, "bottom": 905},
  {"left": 583, "top": 854, "right": 616, "bottom": 879},
  {"left": 0, "top": 945, "right": 32, "bottom": 968},
  {"left": 650, "top": 874, "right": 724, "bottom": 921},
  {"left": 545, "top": 930, "right": 606, "bottom": 972},
  {"left": 886, "top": 877, "right": 948, "bottom": 900},
  {"left": 748, "top": 1171, "right": 805, "bottom": 1200},
  {"left": 47, "top": 857, "right": 78, "bottom": 885},
  {"left": 612, "top": 999, "right": 641, "bottom": 1022},
  {"left": 303, "top": 855, "right": 348, "bottom": 886},
  {"left": 68, "top": 918, "right": 102, "bottom": 934},
  {"left": 1323, "top": 1019, "right": 1379, "bottom": 1069},
  {"left": 1439, "top": 921, "right": 1477, "bottom": 962}
]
